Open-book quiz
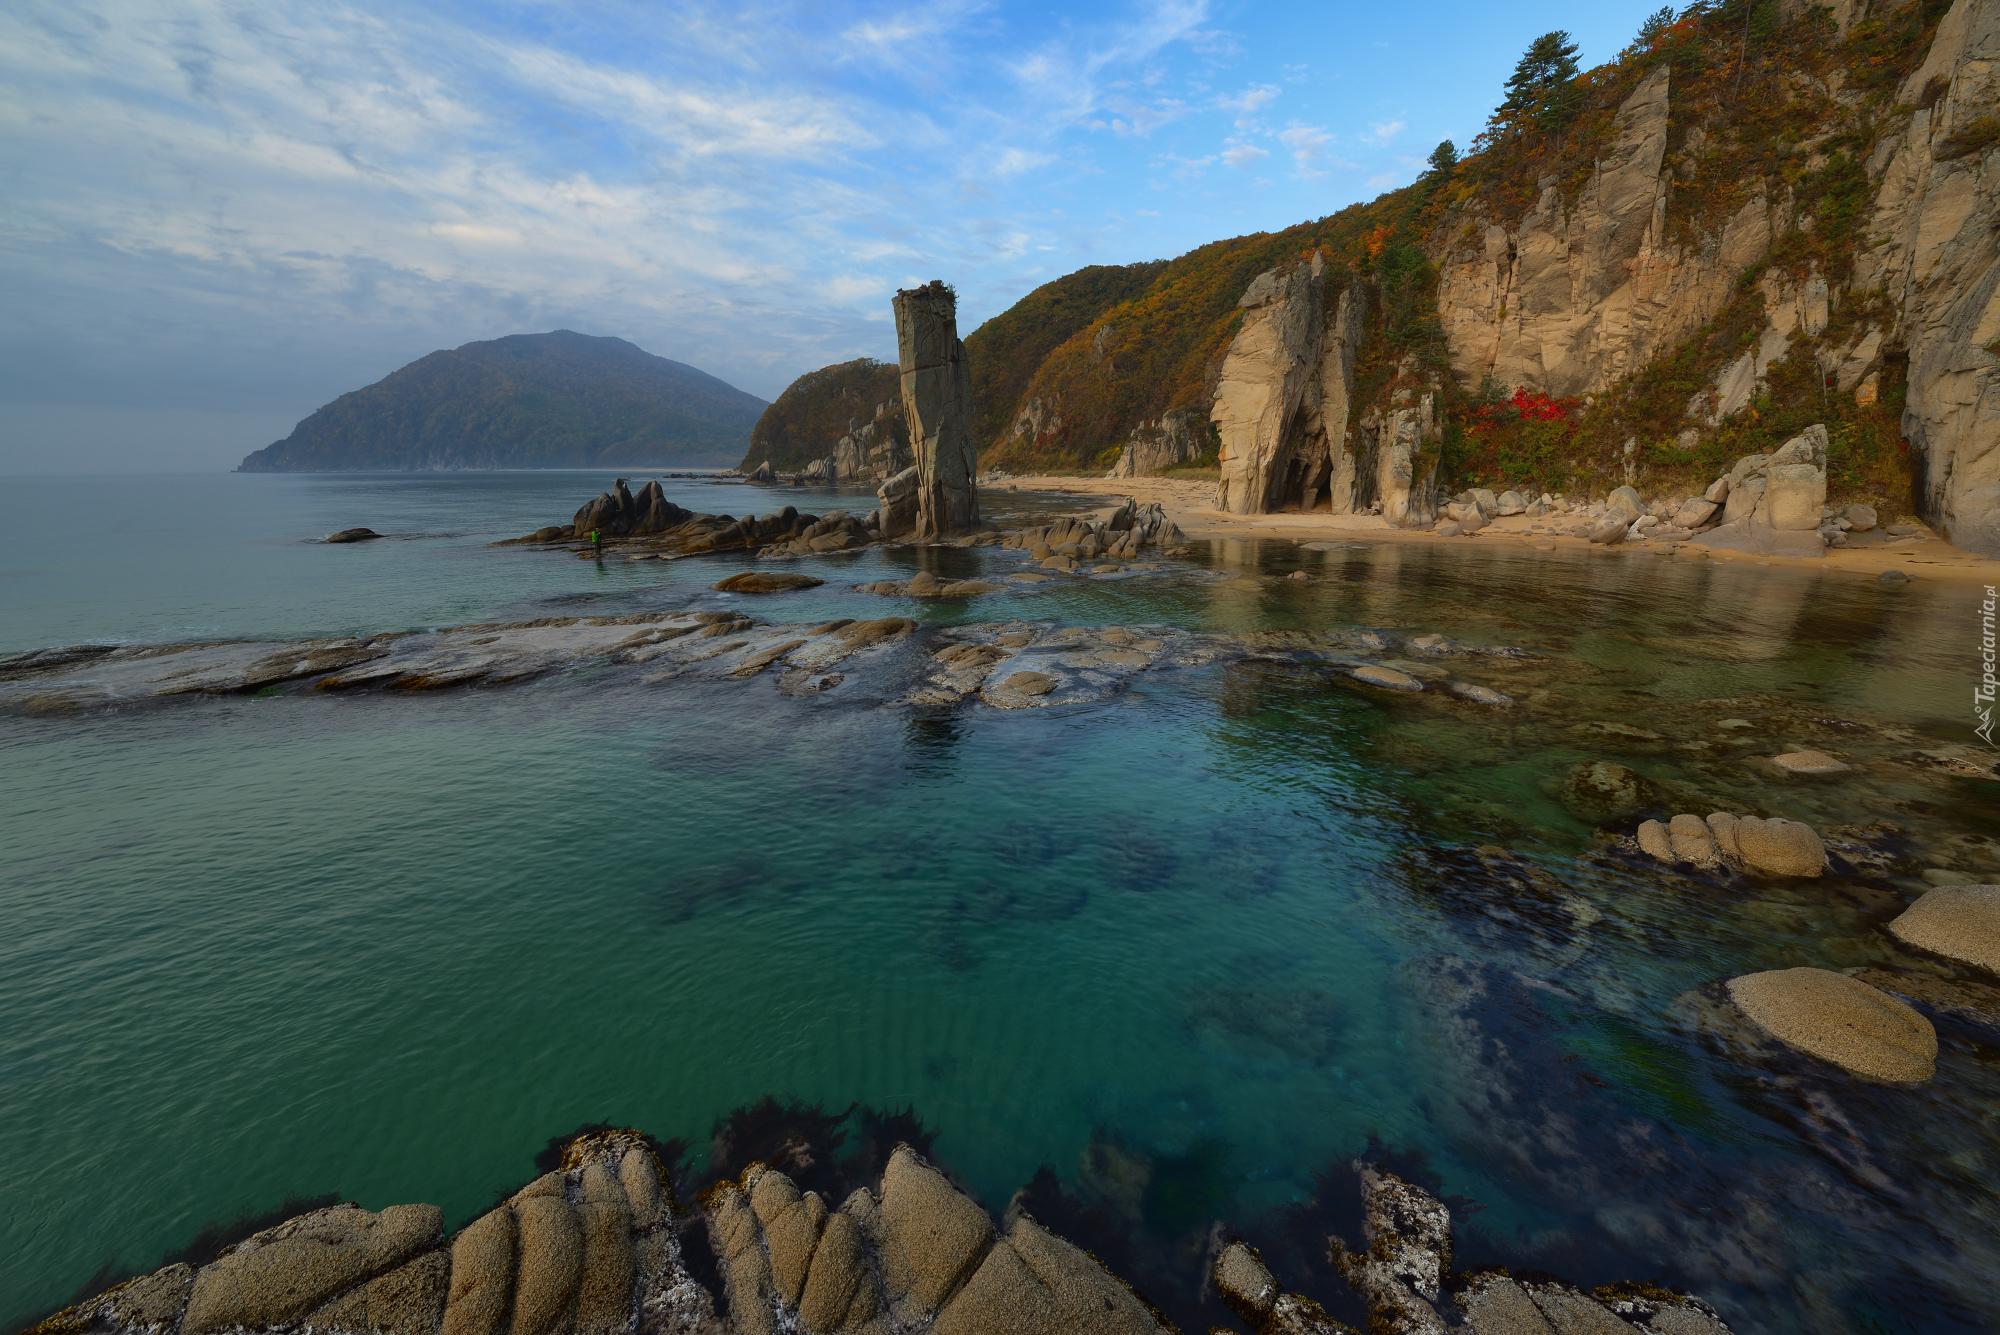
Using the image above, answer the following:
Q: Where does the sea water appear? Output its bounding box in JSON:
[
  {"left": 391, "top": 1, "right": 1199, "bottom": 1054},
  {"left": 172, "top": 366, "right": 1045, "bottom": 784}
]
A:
[{"left": 2, "top": 472, "right": 1996, "bottom": 1334}]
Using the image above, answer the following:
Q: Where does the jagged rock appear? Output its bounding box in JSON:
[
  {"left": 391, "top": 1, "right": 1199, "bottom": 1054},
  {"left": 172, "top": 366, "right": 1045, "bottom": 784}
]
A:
[
  {"left": 1215, "top": 1241, "right": 1278, "bottom": 1322},
  {"left": 1338, "top": 1166, "right": 1449, "bottom": 1334},
  {"left": 1558, "top": 761, "right": 1656, "bottom": 823},
  {"left": 893, "top": 281, "right": 980, "bottom": 537},
  {"left": 1725, "top": 967, "right": 1936, "bottom": 1082},
  {"left": 84, "top": 1264, "right": 197, "bottom": 1332},
  {"left": 714, "top": 572, "right": 825, "bottom": 593},
  {"left": 1887, "top": 884, "right": 2000, "bottom": 975},
  {"left": 1689, "top": 428, "right": 1830, "bottom": 558},
  {"left": 749, "top": 1169, "right": 827, "bottom": 1309},
  {"left": 1109, "top": 409, "right": 1209, "bottom": 477},
  {"left": 326, "top": 528, "right": 383, "bottom": 543},
  {"left": 181, "top": 1204, "right": 443, "bottom": 1334},
  {"left": 1461, "top": 1274, "right": 1555, "bottom": 1335},
  {"left": 1519, "top": 1281, "right": 1642, "bottom": 1335},
  {"left": 876, "top": 1146, "right": 994, "bottom": 1319},
  {"left": 1734, "top": 816, "right": 1826, "bottom": 877},
  {"left": 748, "top": 460, "right": 776, "bottom": 483},
  {"left": 1264, "top": 1293, "right": 1357, "bottom": 1334}
]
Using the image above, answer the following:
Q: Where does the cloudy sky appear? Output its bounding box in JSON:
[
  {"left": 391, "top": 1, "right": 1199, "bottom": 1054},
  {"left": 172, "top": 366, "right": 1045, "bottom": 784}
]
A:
[{"left": 1, "top": 0, "right": 1662, "bottom": 472}]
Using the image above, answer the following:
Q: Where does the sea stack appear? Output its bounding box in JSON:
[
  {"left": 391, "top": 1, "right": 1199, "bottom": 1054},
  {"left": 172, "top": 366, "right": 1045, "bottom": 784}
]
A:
[{"left": 891, "top": 280, "right": 979, "bottom": 538}]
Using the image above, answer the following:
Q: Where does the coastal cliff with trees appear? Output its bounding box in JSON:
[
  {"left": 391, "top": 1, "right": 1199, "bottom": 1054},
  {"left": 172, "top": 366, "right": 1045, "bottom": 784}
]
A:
[{"left": 758, "top": 0, "right": 1998, "bottom": 552}]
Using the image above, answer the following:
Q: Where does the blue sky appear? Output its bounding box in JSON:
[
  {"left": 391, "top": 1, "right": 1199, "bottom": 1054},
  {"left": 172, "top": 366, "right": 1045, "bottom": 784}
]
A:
[{"left": 0, "top": 0, "right": 1666, "bottom": 471}]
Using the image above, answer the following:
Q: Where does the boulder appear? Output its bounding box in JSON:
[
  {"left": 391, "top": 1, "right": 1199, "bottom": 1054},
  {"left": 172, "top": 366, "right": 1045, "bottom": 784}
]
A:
[
  {"left": 1887, "top": 885, "right": 2000, "bottom": 976},
  {"left": 893, "top": 282, "right": 980, "bottom": 537},
  {"left": 878, "top": 465, "right": 922, "bottom": 538},
  {"left": 1495, "top": 489, "right": 1528, "bottom": 515},
  {"left": 1559, "top": 761, "right": 1656, "bottom": 823},
  {"left": 1703, "top": 476, "right": 1731, "bottom": 505},
  {"left": 933, "top": 1216, "right": 1163, "bottom": 1335},
  {"left": 1673, "top": 497, "right": 1719, "bottom": 529},
  {"left": 797, "top": 1208, "right": 875, "bottom": 1333},
  {"left": 1000, "top": 671, "right": 1057, "bottom": 697},
  {"left": 441, "top": 1209, "right": 516, "bottom": 1335},
  {"left": 1669, "top": 814, "right": 1718, "bottom": 866},
  {"left": 712, "top": 572, "right": 826, "bottom": 594},
  {"left": 1587, "top": 517, "right": 1628, "bottom": 545},
  {"left": 1637, "top": 819, "right": 1673, "bottom": 861},
  {"left": 182, "top": 1204, "right": 443, "bottom": 1334},
  {"left": 1734, "top": 816, "right": 1825, "bottom": 877},
  {"left": 326, "top": 528, "right": 383, "bottom": 543},
  {"left": 1771, "top": 749, "right": 1850, "bottom": 775},
  {"left": 1606, "top": 485, "right": 1644, "bottom": 519},
  {"left": 1844, "top": 503, "right": 1878, "bottom": 531},
  {"left": 1214, "top": 1241, "right": 1277, "bottom": 1323},
  {"left": 1725, "top": 968, "right": 1937, "bottom": 1082},
  {"left": 507, "top": 1196, "right": 583, "bottom": 1335},
  {"left": 876, "top": 1146, "right": 994, "bottom": 1318},
  {"left": 748, "top": 460, "right": 776, "bottom": 483},
  {"left": 93, "top": 1264, "right": 197, "bottom": 1332},
  {"left": 1764, "top": 463, "right": 1826, "bottom": 531},
  {"left": 1351, "top": 665, "right": 1424, "bottom": 691}
]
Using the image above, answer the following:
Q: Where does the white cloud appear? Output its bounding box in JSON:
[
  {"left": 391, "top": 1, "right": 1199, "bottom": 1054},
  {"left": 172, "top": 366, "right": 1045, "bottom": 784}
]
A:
[
  {"left": 1277, "top": 124, "right": 1352, "bottom": 180},
  {"left": 1217, "top": 83, "right": 1279, "bottom": 118},
  {"left": 1361, "top": 119, "right": 1406, "bottom": 144},
  {"left": 1221, "top": 143, "right": 1269, "bottom": 169}
]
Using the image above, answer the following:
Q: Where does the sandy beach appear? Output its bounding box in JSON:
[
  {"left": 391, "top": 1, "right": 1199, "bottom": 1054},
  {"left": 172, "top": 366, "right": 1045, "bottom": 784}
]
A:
[{"left": 990, "top": 473, "right": 2000, "bottom": 588}]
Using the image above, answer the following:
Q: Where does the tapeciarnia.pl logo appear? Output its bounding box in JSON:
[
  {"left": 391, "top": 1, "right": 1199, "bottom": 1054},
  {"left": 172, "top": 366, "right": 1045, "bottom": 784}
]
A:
[{"left": 1980, "top": 584, "right": 1998, "bottom": 746}]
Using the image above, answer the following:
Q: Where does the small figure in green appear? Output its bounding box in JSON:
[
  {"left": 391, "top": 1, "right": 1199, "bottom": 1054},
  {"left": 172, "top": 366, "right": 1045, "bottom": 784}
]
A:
[{"left": 591, "top": 528, "right": 603, "bottom": 555}]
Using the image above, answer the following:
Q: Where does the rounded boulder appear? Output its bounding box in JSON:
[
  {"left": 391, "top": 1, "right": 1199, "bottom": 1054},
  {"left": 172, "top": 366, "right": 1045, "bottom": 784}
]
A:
[
  {"left": 1725, "top": 968, "right": 1936, "bottom": 1082},
  {"left": 1887, "top": 885, "right": 2000, "bottom": 977},
  {"left": 1735, "top": 816, "right": 1826, "bottom": 877}
]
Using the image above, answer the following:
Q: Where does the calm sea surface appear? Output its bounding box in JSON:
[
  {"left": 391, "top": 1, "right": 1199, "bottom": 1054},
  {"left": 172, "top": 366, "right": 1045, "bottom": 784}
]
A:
[{"left": 2, "top": 472, "right": 1995, "bottom": 1334}]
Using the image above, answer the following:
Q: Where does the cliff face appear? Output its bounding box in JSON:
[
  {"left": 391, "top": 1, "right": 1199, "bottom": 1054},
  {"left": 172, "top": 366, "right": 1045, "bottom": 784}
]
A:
[{"left": 966, "top": 0, "right": 1998, "bottom": 550}]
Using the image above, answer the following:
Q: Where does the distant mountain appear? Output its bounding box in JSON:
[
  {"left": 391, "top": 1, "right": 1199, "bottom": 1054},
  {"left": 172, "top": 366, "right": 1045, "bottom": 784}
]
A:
[{"left": 238, "top": 331, "right": 766, "bottom": 472}]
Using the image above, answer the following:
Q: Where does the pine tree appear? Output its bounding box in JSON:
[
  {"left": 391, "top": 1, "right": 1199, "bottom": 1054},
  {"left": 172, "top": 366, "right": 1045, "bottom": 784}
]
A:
[
  {"left": 1425, "top": 140, "right": 1459, "bottom": 178},
  {"left": 1502, "top": 31, "right": 1583, "bottom": 131},
  {"left": 1638, "top": 6, "right": 1676, "bottom": 43}
]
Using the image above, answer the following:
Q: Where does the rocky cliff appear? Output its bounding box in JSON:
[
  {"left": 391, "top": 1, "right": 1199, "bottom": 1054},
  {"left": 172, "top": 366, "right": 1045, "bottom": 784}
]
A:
[{"left": 963, "top": 0, "right": 1998, "bottom": 551}]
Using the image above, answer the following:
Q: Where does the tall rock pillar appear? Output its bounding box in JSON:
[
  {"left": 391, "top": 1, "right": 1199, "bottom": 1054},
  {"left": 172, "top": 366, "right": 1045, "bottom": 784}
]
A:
[{"left": 893, "top": 281, "right": 980, "bottom": 537}]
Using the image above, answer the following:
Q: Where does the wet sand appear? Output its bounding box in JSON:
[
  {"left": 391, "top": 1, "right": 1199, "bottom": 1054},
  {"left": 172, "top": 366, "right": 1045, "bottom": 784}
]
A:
[{"left": 991, "top": 473, "right": 2000, "bottom": 588}]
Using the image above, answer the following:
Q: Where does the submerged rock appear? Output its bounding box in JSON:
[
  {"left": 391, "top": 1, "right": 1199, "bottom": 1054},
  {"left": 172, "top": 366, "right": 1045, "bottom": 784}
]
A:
[
  {"left": 1214, "top": 1241, "right": 1278, "bottom": 1323},
  {"left": 1770, "top": 749, "right": 1850, "bottom": 775},
  {"left": 326, "top": 528, "right": 383, "bottom": 543},
  {"left": 713, "top": 572, "right": 825, "bottom": 593},
  {"left": 1724, "top": 968, "right": 1936, "bottom": 1083},
  {"left": 1558, "top": 761, "right": 1656, "bottom": 823}
]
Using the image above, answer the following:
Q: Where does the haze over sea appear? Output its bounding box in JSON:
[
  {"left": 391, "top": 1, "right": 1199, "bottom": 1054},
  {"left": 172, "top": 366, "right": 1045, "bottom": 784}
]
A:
[{"left": 4, "top": 471, "right": 1997, "bottom": 1334}]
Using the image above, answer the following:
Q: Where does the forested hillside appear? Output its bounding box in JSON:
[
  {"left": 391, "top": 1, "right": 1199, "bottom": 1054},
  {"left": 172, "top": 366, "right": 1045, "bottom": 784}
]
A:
[{"left": 240, "top": 331, "right": 764, "bottom": 472}]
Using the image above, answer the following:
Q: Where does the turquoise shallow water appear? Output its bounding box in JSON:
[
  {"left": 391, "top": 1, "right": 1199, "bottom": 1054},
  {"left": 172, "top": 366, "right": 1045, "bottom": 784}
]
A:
[{"left": 3, "top": 473, "right": 1998, "bottom": 1334}]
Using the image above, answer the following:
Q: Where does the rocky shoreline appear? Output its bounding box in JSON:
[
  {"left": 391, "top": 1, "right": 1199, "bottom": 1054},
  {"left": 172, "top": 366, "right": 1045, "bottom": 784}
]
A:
[{"left": 32, "top": 1128, "right": 1745, "bottom": 1335}]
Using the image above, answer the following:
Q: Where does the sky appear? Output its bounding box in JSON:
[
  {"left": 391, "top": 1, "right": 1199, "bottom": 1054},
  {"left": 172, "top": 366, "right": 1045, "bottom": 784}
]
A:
[{"left": 0, "top": 0, "right": 1668, "bottom": 473}]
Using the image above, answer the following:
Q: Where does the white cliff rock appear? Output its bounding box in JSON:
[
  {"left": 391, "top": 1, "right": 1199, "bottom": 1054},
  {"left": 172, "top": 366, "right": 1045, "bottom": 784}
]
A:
[
  {"left": 1690, "top": 426, "right": 1829, "bottom": 557},
  {"left": 1214, "top": 256, "right": 1326, "bottom": 514},
  {"left": 1109, "top": 409, "right": 1209, "bottom": 478}
]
